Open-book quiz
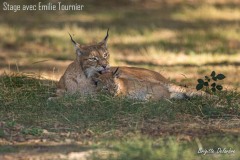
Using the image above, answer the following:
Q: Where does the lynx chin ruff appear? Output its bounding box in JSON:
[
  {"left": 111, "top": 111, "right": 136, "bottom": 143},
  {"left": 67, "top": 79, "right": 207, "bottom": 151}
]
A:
[{"left": 93, "top": 68, "right": 213, "bottom": 101}]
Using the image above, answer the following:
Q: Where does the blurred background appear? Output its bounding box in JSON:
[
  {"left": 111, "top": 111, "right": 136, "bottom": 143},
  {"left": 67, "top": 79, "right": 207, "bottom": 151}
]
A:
[{"left": 1, "top": 0, "right": 239, "bottom": 89}]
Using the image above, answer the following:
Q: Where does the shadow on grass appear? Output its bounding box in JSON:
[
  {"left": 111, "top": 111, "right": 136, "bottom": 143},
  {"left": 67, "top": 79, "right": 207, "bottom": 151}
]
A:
[
  {"left": 0, "top": 72, "right": 239, "bottom": 160},
  {"left": 119, "top": 59, "right": 240, "bottom": 68},
  {"left": 0, "top": 144, "right": 93, "bottom": 154},
  {"left": 112, "top": 36, "right": 239, "bottom": 55},
  {"left": 0, "top": 72, "right": 239, "bottom": 132},
  {"left": 1, "top": 1, "right": 239, "bottom": 31},
  {"left": 1, "top": 1, "right": 239, "bottom": 58}
]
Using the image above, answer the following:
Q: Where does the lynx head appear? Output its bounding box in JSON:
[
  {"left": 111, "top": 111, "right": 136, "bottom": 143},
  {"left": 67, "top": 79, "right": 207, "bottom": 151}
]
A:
[
  {"left": 93, "top": 68, "right": 120, "bottom": 95},
  {"left": 69, "top": 29, "right": 110, "bottom": 78}
]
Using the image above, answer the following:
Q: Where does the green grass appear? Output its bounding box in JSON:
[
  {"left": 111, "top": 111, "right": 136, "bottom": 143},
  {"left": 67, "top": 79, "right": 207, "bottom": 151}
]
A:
[
  {"left": 0, "top": 73, "right": 239, "bottom": 159},
  {"left": 91, "top": 136, "right": 240, "bottom": 160},
  {"left": 0, "top": 73, "right": 239, "bottom": 130}
]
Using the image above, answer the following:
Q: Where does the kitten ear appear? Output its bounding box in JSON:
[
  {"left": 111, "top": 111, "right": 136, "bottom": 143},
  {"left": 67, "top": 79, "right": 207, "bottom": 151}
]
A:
[
  {"left": 112, "top": 67, "right": 120, "bottom": 78},
  {"left": 68, "top": 33, "right": 83, "bottom": 56},
  {"left": 100, "top": 28, "right": 109, "bottom": 47}
]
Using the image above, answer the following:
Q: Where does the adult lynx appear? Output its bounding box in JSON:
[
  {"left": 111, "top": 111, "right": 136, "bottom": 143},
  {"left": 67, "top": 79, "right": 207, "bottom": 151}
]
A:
[{"left": 50, "top": 30, "right": 110, "bottom": 99}]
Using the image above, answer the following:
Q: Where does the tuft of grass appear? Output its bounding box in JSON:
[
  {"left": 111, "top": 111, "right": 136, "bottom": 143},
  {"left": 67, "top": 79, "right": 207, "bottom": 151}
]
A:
[
  {"left": 21, "top": 127, "right": 43, "bottom": 136},
  {"left": 0, "top": 72, "right": 239, "bottom": 159},
  {"left": 0, "top": 72, "right": 239, "bottom": 133},
  {"left": 91, "top": 136, "right": 240, "bottom": 160}
]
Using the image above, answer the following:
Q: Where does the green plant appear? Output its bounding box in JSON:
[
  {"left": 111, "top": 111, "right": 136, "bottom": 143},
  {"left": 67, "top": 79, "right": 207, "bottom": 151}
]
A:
[
  {"left": 6, "top": 121, "right": 17, "bottom": 128},
  {"left": 22, "top": 127, "right": 43, "bottom": 136},
  {"left": 196, "top": 71, "right": 226, "bottom": 93}
]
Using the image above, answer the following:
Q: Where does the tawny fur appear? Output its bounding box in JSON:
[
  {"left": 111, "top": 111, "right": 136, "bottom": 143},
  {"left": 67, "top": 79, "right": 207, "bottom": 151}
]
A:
[
  {"left": 110, "top": 67, "right": 168, "bottom": 83},
  {"left": 50, "top": 31, "right": 213, "bottom": 101},
  {"left": 50, "top": 31, "right": 170, "bottom": 100},
  {"left": 94, "top": 70, "right": 213, "bottom": 101},
  {"left": 48, "top": 31, "right": 110, "bottom": 100}
]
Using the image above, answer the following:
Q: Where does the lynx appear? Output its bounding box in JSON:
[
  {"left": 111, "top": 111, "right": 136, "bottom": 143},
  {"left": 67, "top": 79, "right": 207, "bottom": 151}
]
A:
[
  {"left": 50, "top": 30, "right": 168, "bottom": 100},
  {"left": 49, "top": 30, "right": 110, "bottom": 100},
  {"left": 93, "top": 68, "right": 213, "bottom": 101},
  {"left": 50, "top": 30, "right": 212, "bottom": 101}
]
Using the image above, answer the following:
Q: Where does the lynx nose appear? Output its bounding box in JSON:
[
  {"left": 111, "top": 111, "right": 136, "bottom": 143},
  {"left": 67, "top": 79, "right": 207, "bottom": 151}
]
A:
[{"left": 102, "top": 64, "right": 107, "bottom": 69}]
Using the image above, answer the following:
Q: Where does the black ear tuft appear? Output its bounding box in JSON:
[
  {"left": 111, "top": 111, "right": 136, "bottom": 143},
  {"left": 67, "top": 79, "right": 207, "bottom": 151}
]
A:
[
  {"left": 68, "top": 32, "right": 77, "bottom": 45},
  {"left": 112, "top": 67, "right": 119, "bottom": 77},
  {"left": 104, "top": 28, "right": 109, "bottom": 41},
  {"left": 68, "top": 32, "right": 83, "bottom": 56}
]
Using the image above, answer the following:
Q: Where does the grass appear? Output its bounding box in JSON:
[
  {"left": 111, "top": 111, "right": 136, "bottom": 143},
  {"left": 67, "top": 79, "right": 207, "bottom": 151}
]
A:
[
  {"left": 91, "top": 136, "right": 240, "bottom": 160},
  {"left": 0, "top": 73, "right": 239, "bottom": 159},
  {"left": 0, "top": 0, "right": 240, "bottom": 159}
]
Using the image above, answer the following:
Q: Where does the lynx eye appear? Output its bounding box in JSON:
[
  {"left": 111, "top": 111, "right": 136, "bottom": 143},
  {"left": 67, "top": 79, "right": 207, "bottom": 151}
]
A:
[
  {"left": 88, "top": 57, "right": 98, "bottom": 61},
  {"left": 103, "top": 52, "right": 108, "bottom": 58}
]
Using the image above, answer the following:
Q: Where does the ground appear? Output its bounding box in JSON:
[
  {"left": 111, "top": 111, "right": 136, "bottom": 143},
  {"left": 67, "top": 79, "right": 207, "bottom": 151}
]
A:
[{"left": 0, "top": 0, "right": 240, "bottom": 159}]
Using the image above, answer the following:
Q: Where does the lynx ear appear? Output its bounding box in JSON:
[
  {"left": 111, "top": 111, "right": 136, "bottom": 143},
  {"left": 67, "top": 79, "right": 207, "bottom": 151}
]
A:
[
  {"left": 112, "top": 67, "right": 120, "bottom": 78},
  {"left": 100, "top": 28, "right": 109, "bottom": 47},
  {"left": 68, "top": 33, "right": 83, "bottom": 56}
]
